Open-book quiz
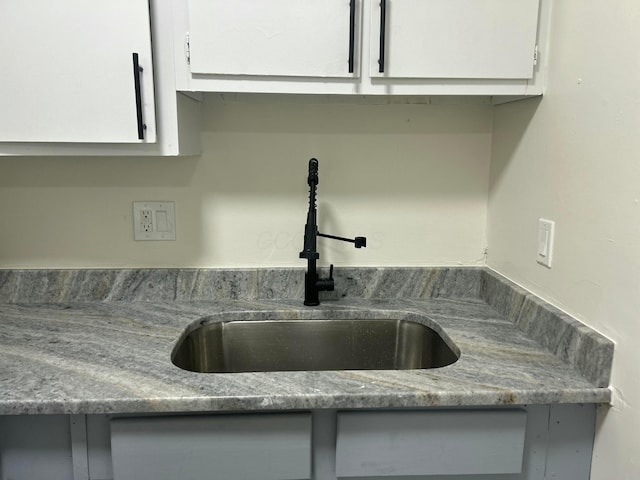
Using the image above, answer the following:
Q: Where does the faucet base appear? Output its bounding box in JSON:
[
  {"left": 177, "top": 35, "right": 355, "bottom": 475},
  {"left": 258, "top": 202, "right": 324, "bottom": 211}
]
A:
[{"left": 303, "top": 272, "right": 320, "bottom": 306}]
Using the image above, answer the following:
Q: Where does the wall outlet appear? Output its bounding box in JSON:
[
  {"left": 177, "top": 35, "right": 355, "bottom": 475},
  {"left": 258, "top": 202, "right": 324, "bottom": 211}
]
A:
[
  {"left": 140, "top": 209, "right": 153, "bottom": 233},
  {"left": 133, "top": 202, "right": 176, "bottom": 241}
]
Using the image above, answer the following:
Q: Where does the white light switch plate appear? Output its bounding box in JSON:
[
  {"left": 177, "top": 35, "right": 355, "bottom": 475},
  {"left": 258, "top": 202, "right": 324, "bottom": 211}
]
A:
[
  {"left": 133, "top": 201, "right": 176, "bottom": 241},
  {"left": 537, "top": 218, "right": 554, "bottom": 268}
]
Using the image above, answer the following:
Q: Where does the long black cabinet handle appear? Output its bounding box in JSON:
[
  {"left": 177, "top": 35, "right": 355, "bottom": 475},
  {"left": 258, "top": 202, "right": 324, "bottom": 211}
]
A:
[
  {"left": 378, "top": 0, "right": 387, "bottom": 73},
  {"left": 132, "top": 53, "right": 146, "bottom": 140},
  {"left": 348, "top": 0, "right": 356, "bottom": 73}
]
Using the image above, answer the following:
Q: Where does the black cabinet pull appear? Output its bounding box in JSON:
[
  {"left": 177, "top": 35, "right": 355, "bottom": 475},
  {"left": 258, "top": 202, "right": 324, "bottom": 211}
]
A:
[
  {"left": 348, "top": 0, "right": 356, "bottom": 73},
  {"left": 378, "top": 0, "right": 387, "bottom": 73},
  {"left": 132, "top": 52, "right": 146, "bottom": 140}
]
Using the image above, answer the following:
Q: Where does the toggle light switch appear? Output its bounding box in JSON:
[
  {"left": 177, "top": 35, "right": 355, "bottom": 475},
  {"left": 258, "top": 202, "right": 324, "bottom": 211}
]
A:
[
  {"left": 156, "top": 210, "right": 169, "bottom": 232},
  {"left": 537, "top": 218, "right": 555, "bottom": 268}
]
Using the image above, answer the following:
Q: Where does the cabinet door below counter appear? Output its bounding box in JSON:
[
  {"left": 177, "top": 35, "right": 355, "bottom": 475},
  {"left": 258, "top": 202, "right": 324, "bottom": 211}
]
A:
[
  {"left": 110, "top": 413, "right": 312, "bottom": 480},
  {"left": 336, "top": 410, "right": 528, "bottom": 477}
]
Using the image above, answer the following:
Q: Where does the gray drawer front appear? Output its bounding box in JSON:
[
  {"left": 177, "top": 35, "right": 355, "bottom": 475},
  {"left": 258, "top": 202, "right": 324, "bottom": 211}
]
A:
[
  {"left": 111, "top": 413, "right": 311, "bottom": 480},
  {"left": 336, "top": 409, "right": 527, "bottom": 477}
]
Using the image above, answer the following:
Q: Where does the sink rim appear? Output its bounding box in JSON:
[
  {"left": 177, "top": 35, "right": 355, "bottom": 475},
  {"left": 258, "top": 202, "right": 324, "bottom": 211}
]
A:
[{"left": 171, "top": 311, "right": 461, "bottom": 373}]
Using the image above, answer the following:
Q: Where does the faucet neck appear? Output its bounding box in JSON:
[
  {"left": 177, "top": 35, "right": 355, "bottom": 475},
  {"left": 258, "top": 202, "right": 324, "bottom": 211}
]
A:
[{"left": 299, "top": 158, "right": 364, "bottom": 306}]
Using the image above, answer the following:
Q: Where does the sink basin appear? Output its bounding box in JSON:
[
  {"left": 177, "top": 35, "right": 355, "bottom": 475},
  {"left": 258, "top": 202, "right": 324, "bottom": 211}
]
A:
[{"left": 171, "top": 319, "right": 459, "bottom": 373}]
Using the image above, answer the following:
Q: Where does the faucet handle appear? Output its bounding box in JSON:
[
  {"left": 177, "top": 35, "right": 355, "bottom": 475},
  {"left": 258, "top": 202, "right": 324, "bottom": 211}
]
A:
[{"left": 316, "top": 264, "right": 335, "bottom": 292}]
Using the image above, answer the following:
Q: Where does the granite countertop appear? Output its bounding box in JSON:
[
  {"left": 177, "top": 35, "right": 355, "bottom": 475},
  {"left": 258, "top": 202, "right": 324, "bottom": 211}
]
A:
[{"left": 0, "top": 268, "right": 613, "bottom": 415}]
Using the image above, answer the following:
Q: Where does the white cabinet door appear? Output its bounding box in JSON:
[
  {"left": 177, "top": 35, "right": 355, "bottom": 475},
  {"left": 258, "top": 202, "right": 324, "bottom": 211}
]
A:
[
  {"left": 188, "top": 0, "right": 358, "bottom": 78},
  {"left": 0, "top": 0, "right": 156, "bottom": 143},
  {"left": 370, "top": 0, "right": 540, "bottom": 79}
]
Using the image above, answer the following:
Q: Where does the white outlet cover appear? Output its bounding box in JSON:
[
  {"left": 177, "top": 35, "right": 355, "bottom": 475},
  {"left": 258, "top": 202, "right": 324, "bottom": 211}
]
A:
[{"left": 133, "top": 202, "right": 176, "bottom": 241}]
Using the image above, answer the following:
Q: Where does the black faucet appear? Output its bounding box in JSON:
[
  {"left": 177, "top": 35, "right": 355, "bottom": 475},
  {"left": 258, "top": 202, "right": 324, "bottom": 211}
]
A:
[{"left": 299, "top": 158, "right": 366, "bottom": 306}]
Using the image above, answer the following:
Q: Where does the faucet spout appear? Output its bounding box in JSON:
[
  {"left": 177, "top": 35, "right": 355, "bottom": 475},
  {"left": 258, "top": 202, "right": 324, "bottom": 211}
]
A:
[{"left": 299, "top": 158, "right": 366, "bottom": 306}]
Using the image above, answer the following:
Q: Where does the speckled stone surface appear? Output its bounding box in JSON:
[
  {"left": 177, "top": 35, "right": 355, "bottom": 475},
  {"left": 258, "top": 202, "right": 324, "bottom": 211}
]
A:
[
  {"left": 0, "top": 267, "right": 482, "bottom": 303},
  {"left": 0, "top": 268, "right": 612, "bottom": 415},
  {"left": 480, "top": 269, "right": 613, "bottom": 388}
]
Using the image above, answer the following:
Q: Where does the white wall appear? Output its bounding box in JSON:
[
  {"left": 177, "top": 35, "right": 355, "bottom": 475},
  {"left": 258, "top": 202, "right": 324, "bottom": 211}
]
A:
[
  {"left": 0, "top": 96, "right": 492, "bottom": 268},
  {"left": 487, "top": 1, "right": 640, "bottom": 478}
]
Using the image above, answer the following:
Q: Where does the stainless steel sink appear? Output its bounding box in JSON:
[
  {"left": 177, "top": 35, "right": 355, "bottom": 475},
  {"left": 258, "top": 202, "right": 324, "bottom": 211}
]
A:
[{"left": 171, "top": 319, "right": 459, "bottom": 373}]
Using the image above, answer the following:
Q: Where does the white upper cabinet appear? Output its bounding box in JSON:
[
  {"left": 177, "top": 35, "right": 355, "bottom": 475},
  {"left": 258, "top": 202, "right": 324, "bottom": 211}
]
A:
[
  {"left": 175, "top": 0, "right": 548, "bottom": 96},
  {"left": 0, "top": 0, "right": 156, "bottom": 144},
  {"left": 371, "top": 0, "right": 540, "bottom": 79},
  {"left": 0, "top": 0, "right": 201, "bottom": 156},
  {"left": 189, "top": 0, "right": 358, "bottom": 78}
]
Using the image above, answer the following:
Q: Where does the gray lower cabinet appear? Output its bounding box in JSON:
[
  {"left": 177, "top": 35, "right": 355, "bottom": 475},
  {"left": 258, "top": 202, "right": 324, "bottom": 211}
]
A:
[{"left": 0, "top": 405, "right": 597, "bottom": 480}]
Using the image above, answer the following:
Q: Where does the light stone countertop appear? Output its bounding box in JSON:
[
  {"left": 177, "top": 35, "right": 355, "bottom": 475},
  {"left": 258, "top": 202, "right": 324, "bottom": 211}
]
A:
[{"left": 0, "top": 286, "right": 612, "bottom": 415}]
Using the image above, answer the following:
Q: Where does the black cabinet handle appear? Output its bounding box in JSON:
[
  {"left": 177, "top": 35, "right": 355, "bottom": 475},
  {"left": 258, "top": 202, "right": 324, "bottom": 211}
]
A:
[
  {"left": 348, "top": 0, "right": 356, "bottom": 73},
  {"left": 132, "top": 52, "right": 146, "bottom": 140},
  {"left": 378, "top": 0, "right": 387, "bottom": 73}
]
